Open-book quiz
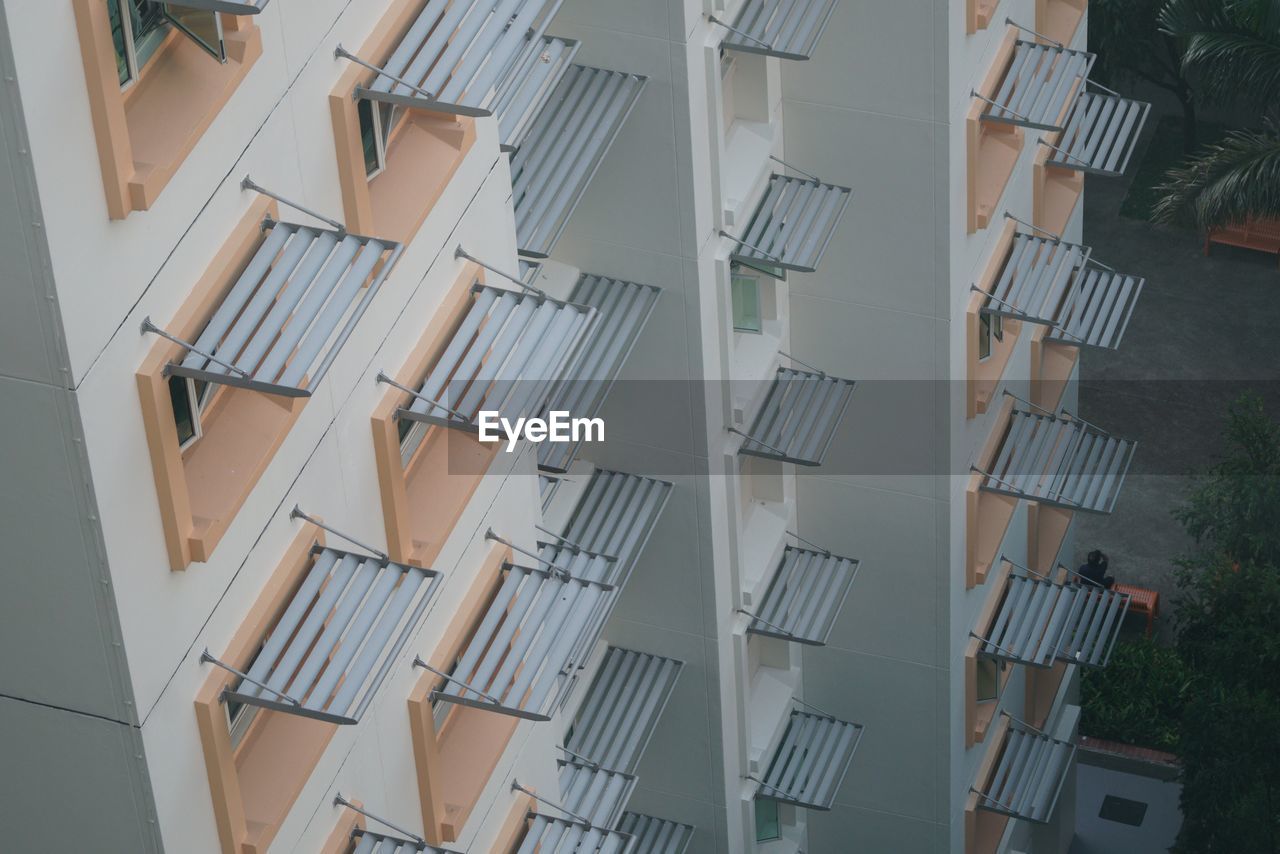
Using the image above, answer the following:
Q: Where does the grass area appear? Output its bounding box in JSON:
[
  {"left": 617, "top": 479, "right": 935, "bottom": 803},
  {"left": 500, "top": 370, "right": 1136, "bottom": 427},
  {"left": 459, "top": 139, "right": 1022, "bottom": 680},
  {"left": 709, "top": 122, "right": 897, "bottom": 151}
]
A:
[{"left": 1119, "top": 115, "right": 1229, "bottom": 223}]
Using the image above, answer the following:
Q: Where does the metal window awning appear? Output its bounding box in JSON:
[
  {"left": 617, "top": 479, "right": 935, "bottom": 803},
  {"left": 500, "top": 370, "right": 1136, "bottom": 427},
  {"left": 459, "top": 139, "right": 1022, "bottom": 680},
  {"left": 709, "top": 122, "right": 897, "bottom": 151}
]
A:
[
  {"left": 728, "top": 174, "right": 851, "bottom": 273},
  {"left": 980, "top": 40, "right": 1095, "bottom": 132},
  {"left": 351, "top": 829, "right": 456, "bottom": 854},
  {"left": 715, "top": 0, "right": 839, "bottom": 61},
  {"left": 617, "top": 813, "right": 694, "bottom": 854},
  {"left": 432, "top": 564, "right": 614, "bottom": 721},
  {"left": 737, "top": 367, "right": 857, "bottom": 466},
  {"left": 495, "top": 36, "right": 582, "bottom": 151},
  {"left": 169, "top": 0, "right": 270, "bottom": 13},
  {"left": 979, "top": 569, "right": 1131, "bottom": 668},
  {"left": 974, "top": 718, "right": 1076, "bottom": 823},
  {"left": 1046, "top": 89, "right": 1151, "bottom": 176},
  {"left": 979, "top": 231, "right": 1144, "bottom": 351},
  {"left": 348, "top": 0, "right": 564, "bottom": 119},
  {"left": 747, "top": 545, "right": 860, "bottom": 646},
  {"left": 756, "top": 710, "right": 863, "bottom": 810},
  {"left": 559, "top": 759, "right": 638, "bottom": 828},
  {"left": 220, "top": 546, "right": 440, "bottom": 725},
  {"left": 153, "top": 220, "right": 401, "bottom": 398},
  {"left": 397, "top": 283, "right": 597, "bottom": 430},
  {"left": 512, "top": 64, "right": 648, "bottom": 258},
  {"left": 517, "top": 815, "right": 634, "bottom": 854},
  {"left": 567, "top": 646, "right": 684, "bottom": 775},
  {"left": 979, "top": 406, "right": 1137, "bottom": 514},
  {"left": 537, "top": 275, "right": 663, "bottom": 472}
]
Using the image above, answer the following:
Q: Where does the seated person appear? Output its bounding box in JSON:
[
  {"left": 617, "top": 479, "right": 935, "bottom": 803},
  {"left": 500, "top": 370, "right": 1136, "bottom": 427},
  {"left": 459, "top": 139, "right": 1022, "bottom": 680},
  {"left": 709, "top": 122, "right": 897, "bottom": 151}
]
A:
[{"left": 1078, "top": 549, "right": 1115, "bottom": 589}]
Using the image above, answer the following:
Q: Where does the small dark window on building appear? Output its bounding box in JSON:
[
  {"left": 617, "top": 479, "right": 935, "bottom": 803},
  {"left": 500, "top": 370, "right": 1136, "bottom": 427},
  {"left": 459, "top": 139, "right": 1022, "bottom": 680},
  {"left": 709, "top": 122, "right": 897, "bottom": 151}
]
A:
[{"left": 169, "top": 375, "right": 200, "bottom": 449}]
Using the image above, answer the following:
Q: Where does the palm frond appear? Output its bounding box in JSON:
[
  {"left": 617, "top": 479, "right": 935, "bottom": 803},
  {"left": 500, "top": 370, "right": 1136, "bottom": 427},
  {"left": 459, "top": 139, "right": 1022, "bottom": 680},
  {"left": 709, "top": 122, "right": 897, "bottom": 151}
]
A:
[
  {"left": 1153, "top": 126, "right": 1280, "bottom": 230},
  {"left": 1159, "top": 0, "right": 1280, "bottom": 111}
]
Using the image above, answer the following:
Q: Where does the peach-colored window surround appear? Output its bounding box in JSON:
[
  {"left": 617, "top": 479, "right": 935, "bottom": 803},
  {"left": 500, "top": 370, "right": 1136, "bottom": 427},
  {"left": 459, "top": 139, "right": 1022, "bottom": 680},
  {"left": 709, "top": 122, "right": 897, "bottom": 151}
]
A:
[
  {"left": 1028, "top": 324, "right": 1079, "bottom": 412},
  {"left": 967, "top": 29, "right": 1026, "bottom": 233},
  {"left": 328, "top": 0, "right": 476, "bottom": 245},
  {"left": 966, "top": 396, "right": 1018, "bottom": 587},
  {"left": 965, "top": 715, "right": 1013, "bottom": 854},
  {"left": 966, "top": 561, "right": 1015, "bottom": 747},
  {"left": 319, "top": 804, "right": 366, "bottom": 854},
  {"left": 73, "top": 2, "right": 262, "bottom": 220},
  {"left": 137, "top": 198, "right": 306, "bottom": 571},
  {"left": 372, "top": 265, "right": 499, "bottom": 567},
  {"left": 194, "top": 524, "right": 340, "bottom": 854},
  {"left": 1037, "top": 0, "right": 1087, "bottom": 46},
  {"left": 494, "top": 794, "right": 537, "bottom": 854},
  {"left": 1027, "top": 503, "right": 1073, "bottom": 574},
  {"left": 967, "top": 0, "right": 1001, "bottom": 34},
  {"left": 1033, "top": 145, "right": 1084, "bottom": 236},
  {"left": 967, "top": 220, "right": 1024, "bottom": 417},
  {"left": 407, "top": 544, "right": 519, "bottom": 845}
]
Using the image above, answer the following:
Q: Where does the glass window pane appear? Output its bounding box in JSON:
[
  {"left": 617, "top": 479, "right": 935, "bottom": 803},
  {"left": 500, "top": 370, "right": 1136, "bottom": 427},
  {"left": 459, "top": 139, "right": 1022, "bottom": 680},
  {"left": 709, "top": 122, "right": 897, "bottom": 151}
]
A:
[
  {"left": 979, "top": 313, "right": 992, "bottom": 360},
  {"left": 165, "top": 4, "right": 225, "bottom": 62},
  {"left": 168, "top": 375, "right": 197, "bottom": 447},
  {"left": 358, "top": 98, "right": 383, "bottom": 177},
  {"left": 754, "top": 798, "right": 781, "bottom": 842},
  {"left": 732, "top": 275, "right": 762, "bottom": 333},
  {"left": 976, "top": 657, "right": 1000, "bottom": 702},
  {"left": 130, "top": 0, "right": 171, "bottom": 72},
  {"left": 107, "top": 0, "right": 133, "bottom": 85},
  {"left": 736, "top": 256, "right": 786, "bottom": 281}
]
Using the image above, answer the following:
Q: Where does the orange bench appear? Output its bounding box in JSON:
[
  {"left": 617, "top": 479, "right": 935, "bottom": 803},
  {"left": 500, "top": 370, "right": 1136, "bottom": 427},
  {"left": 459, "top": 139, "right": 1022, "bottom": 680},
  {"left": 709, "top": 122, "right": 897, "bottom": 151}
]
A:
[
  {"left": 1113, "top": 583, "right": 1159, "bottom": 637},
  {"left": 1205, "top": 217, "right": 1280, "bottom": 266}
]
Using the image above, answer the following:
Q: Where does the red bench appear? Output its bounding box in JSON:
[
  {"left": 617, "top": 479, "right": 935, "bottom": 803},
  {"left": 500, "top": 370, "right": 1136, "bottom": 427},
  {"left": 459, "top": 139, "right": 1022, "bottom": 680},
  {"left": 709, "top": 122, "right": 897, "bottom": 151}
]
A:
[
  {"left": 1113, "top": 583, "right": 1159, "bottom": 637},
  {"left": 1205, "top": 217, "right": 1280, "bottom": 266}
]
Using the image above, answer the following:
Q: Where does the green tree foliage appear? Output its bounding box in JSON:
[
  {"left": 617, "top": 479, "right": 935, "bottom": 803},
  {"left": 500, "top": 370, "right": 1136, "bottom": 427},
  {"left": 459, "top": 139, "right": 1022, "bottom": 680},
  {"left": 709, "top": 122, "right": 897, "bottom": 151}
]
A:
[{"left": 1080, "top": 637, "right": 1188, "bottom": 752}]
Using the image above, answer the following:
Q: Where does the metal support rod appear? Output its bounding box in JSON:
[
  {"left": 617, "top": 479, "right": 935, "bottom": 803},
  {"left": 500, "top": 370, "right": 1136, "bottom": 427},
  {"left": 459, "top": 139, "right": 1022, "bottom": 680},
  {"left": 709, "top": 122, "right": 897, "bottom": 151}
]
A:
[
  {"left": 968, "top": 630, "right": 1024, "bottom": 661},
  {"left": 511, "top": 781, "right": 594, "bottom": 827},
  {"left": 969, "top": 285, "right": 1032, "bottom": 318},
  {"left": 768, "top": 154, "right": 821, "bottom": 182},
  {"left": 290, "top": 506, "right": 388, "bottom": 560},
  {"left": 1001, "top": 389, "right": 1060, "bottom": 418},
  {"left": 736, "top": 607, "right": 797, "bottom": 640},
  {"left": 707, "top": 14, "right": 775, "bottom": 50},
  {"left": 242, "top": 176, "right": 346, "bottom": 232},
  {"left": 484, "top": 530, "right": 579, "bottom": 581},
  {"left": 1006, "top": 17, "right": 1065, "bottom": 48},
  {"left": 335, "top": 44, "right": 438, "bottom": 101},
  {"left": 333, "top": 794, "right": 426, "bottom": 845},
  {"left": 376, "top": 371, "right": 470, "bottom": 421},
  {"left": 140, "top": 317, "right": 251, "bottom": 378},
  {"left": 728, "top": 426, "right": 789, "bottom": 457},
  {"left": 779, "top": 350, "right": 827, "bottom": 378},
  {"left": 1037, "top": 136, "right": 1095, "bottom": 169},
  {"left": 534, "top": 525, "right": 617, "bottom": 561},
  {"left": 971, "top": 89, "right": 1036, "bottom": 124},
  {"left": 968, "top": 463, "right": 1033, "bottom": 499},
  {"left": 413, "top": 656, "right": 505, "bottom": 706},
  {"left": 556, "top": 745, "right": 601, "bottom": 770},
  {"left": 1004, "top": 709, "right": 1050, "bottom": 736},
  {"left": 719, "top": 229, "right": 786, "bottom": 265},
  {"left": 456, "top": 245, "right": 549, "bottom": 298},
  {"left": 1084, "top": 77, "right": 1122, "bottom": 98},
  {"left": 786, "top": 530, "right": 832, "bottom": 556},
  {"left": 792, "top": 695, "right": 839, "bottom": 721},
  {"left": 1004, "top": 212, "right": 1065, "bottom": 243},
  {"left": 201, "top": 649, "right": 301, "bottom": 706}
]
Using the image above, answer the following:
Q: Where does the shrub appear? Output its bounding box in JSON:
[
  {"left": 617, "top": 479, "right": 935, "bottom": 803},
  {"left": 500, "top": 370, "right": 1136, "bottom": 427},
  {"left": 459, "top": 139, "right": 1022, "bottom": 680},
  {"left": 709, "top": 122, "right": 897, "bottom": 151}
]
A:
[{"left": 1080, "top": 635, "right": 1189, "bottom": 753}]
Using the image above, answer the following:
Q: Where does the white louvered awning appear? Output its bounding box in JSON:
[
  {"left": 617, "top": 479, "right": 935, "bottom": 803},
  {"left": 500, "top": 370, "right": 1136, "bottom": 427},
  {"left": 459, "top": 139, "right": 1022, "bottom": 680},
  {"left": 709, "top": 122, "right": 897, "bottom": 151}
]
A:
[
  {"left": 747, "top": 545, "right": 860, "bottom": 646},
  {"left": 170, "top": 0, "right": 269, "bottom": 12},
  {"left": 980, "top": 231, "right": 1143, "bottom": 351},
  {"left": 756, "top": 710, "right": 863, "bottom": 810},
  {"left": 728, "top": 174, "right": 851, "bottom": 274},
  {"left": 158, "top": 220, "right": 401, "bottom": 398},
  {"left": 350, "top": 829, "right": 457, "bottom": 854},
  {"left": 494, "top": 36, "right": 581, "bottom": 151},
  {"left": 974, "top": 718, "right": 1076, "bottom": 823},
  {"left": 979, "top": 406, "right": 1137, "bottom": 514},
  {"left": 220, "top": 546, "right": 440, "bottom": 725},
  {"left": 397, "top": 283, "right": 596, "bottom": 430},
  {"left": 432, "top": 563, "right": 613, "bottom": 721},
  {"left": 618, "top": 813, "right": 694, "bottom": 854},
  {"left": 716, "top": 0, "right": 839, "bottom": 61},
  {"left": 511, "top": 64, "right": 648, "bottom": 258},
  {"left": 980, "top": 40, "right": 1095, "bottom": 132},
  {"left": 1046, "top": 89, "right": 1151, "bottom": 176},
  {"left": 737, "top": 367, "right": 857, "bottom": 466},
  {"left": 566, "top": 647, "right": 684, "bottom": 775},
  {"left": 559, "top": 760, "right": 638, "bottom": 828},
  {"left": 979, "top": 568, "right": 1130, "bottom": 668},
  {"left": 350, "top": 0, "right": 565, "bottom": 119},
  {"left": 537, "top": 274, "right": 663, "bottom": 472},
  {"left": 516, "top": 815, "right": 633, "bottom": 854}
]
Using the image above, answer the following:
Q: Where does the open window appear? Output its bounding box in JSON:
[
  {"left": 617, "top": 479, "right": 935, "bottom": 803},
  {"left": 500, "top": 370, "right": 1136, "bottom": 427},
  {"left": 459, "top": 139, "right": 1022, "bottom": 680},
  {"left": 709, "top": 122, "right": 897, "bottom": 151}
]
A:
[
  {"left": 734, "top": 365, "right": 857, "bottom": 467},
  {"left": 753, "top": 709, "right": 863, "bottom": 811},
  {"left": 138, "top": 192, "right": 401, "bottom": 569},
  {"left": 713, "top": 0, "right": 839, "bottom": 61},
  {"left": 74, "top": 0, "right": 264, "bottom": 218}
]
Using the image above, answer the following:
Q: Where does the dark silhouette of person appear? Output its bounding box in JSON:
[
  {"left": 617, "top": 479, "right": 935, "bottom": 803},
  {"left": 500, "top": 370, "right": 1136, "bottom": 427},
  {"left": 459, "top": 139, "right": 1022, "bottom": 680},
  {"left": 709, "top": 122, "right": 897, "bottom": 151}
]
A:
[{"left": 1078, "top": 549, "right": 1115, "bottom": 589}]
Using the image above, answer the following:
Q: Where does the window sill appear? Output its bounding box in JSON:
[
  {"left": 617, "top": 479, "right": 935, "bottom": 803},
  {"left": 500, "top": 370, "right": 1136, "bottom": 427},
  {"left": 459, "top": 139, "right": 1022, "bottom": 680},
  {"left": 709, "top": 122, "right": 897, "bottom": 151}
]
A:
[
  {"left": 1034, "top": 154, "right": 1084, "bottom": 236},
  {"left": 968, "top": 0, "right": 1001, "bottom": 34},
  {"left": 1037, "top": 0, "right": 1087, "bottom": 46},
  {"left": 1029, "top": 325, "right": 1080, "bottom": 412}
]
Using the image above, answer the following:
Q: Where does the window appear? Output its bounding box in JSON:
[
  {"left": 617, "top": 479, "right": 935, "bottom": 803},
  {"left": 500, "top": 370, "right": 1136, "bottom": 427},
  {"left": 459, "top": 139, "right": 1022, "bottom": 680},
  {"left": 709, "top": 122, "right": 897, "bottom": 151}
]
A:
[
  {"left": 754, "top": 798, "right": 781, "bottom": 842},
  {"left": 731, "top": 271, "right": 762, "bottom": 333},
  {"left": 357, "top": 98, "right": 387, "bottom": 179},
  {"left": 109, "top": 1, "right": 225, "bottom": 89},
  {"left": 168, "top": 375, "right": 213, "bottom": 451},
  {"left": 737, "top": 257, "right": 787, "bottom": 281},
  {"left": 978, "top": 312, "right": 1003, "bottom": 361},
  {"left": 976, "top": 657, "right": 1003, "bottom": 703}
]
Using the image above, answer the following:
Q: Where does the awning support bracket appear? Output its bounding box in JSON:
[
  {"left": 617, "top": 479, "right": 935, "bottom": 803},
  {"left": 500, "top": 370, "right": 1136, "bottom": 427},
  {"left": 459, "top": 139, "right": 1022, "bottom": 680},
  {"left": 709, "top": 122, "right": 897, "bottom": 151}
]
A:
[
  {"left": 707, "top": 14, "right": 775, "bottom": 50},
  {"left": 737, "top": 607, "right": 799, "bottom": 641},
  {"left": 534, "top": 524, "right": 619, "bottom": 562},
  {"left": 241, "top": 175, "right": 346, "bottom": 233},
  {"left": 290, "top": 506, "right": 389, "bottom": 560},
  {"left": 333, "top": 794, "right": 426, "bottom": 846},
  {"left": 787, "top": 530, "right": 832, "bottom": 556},
  {"left": 456, "top": 245, "right": 550, "bottom": 298},
  {"left": 200, "top": 649, "right": 301, "bottom": 707},
  {"left": 376, "top": 371, "right": 470, "bottom": 422},
  {"left": 414, "top": 656, "right": 506, "bottom": 706},
  {"left": 140, "top": 316, "right": 252, "bottom": 379},
  {"left": 512, "top": 780, "right": 595, "bottom": 828},
  {"left": 779, "top": 350, "right": 827, "bottom": 378},
  {"left": 728, "top": 426, "right": 789, "bottom": 457},
  {"left": 334, "top": 44, "right": 438, "bottom": 102},
  {"left": 720, "top": 229, "right": 787, "bottom": 265},
  {"left": 1005, "top": 17, "right": 1064, "bottom": 48},
  {"left": 768, "top": 154, "right": 821, "bottom": 182}
]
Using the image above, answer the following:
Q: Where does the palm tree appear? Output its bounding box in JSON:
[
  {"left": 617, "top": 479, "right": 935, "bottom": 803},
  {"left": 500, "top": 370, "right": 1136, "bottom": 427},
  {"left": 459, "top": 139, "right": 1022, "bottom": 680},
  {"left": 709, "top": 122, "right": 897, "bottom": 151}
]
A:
[{"left": 1153, "top": 0, "right": 1280, "bottom": 230}]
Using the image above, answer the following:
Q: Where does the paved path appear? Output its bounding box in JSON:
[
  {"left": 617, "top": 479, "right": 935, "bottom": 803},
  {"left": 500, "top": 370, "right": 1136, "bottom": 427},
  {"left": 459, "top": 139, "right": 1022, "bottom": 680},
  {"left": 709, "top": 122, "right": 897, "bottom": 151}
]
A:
[{"left": 1073, "top": 118, "right": 1280, "bottom": 642}]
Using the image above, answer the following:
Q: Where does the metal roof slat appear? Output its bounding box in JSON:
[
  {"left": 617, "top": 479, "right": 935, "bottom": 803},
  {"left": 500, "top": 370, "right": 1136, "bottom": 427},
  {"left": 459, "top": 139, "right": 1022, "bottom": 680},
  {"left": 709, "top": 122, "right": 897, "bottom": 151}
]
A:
[
  {"left": 284, "top": 557, "right": 384, "bottom": 704},
  {"left": 409, "top": 286, "right": 502, "bottom": 416}
]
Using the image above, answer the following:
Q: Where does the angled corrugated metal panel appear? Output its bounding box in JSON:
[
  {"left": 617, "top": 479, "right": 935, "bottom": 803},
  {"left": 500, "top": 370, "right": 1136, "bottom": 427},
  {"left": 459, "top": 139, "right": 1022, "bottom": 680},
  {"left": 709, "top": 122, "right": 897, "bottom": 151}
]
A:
[
  {"left": 747, "top": 545, "right": 860, "bottom": 646},
  {"left": 566, "top": 646, "right": 684, "bottom": 774},
  {"left": 980, "top": 408, "right": 1137, "bottom": 513},
  {"left": 1047, "top": 91, "right": 1151, "bottom": 176},
  {"left": 398, "top": 283, "right": 597, "bottom": 430},
  {"left": 719, "top": 0, "right": 839, "bottom": 61},
  {"left": 517, "top": 815, "right": 634, "bottom": 853},
  {"left": 351, "top": 829, "right": 456, "bottom": 853},
  {"left": 494, "top": 36, "right": 581, "bottom": 151},
  {"left": 729, "top": 174, "right": 851, "bottom": 273},
  {"left": 974, "top": 720, "right": 1076, "bottom": 823},
  {"left": 433, "top": 563, "right": 614, "bottom": 720},
  {"left": 981, "top": 40, "right": 1095, "bottom": 131},
  {"left": 559, "top": 759, "right": 638, "bottom": 827},
  {"left": 169, "top": 0, "right": 269, "bottom": 12},
  {"left": 981, "top": 232, "right": 1142, "bottom": 351},
  {"left": 511, "top": 64, "right": 648, "bottom": 258},
  {"left": 537, "top": 275, "right": 663, "bottom": 472},
  {"left": 357, "top": 0, "right": 564, "bottom": 118},
  {"left": 980, "top": 572, "right": 1131, "bottom": 668},
  {"left": 757, "top": 710, "right": 863, "bottom": 810},
  {"left": 738, "top": 367, "right": 857, "bottom": 466},
  {"left": 617, "top": 813, "right": 694, "bottom": 854},
  {"left": 169, "top": 220, "right": 400, "bottom": 398},
  {"left": 223, "top": 546, "right": 440, "bottom": 725}
]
